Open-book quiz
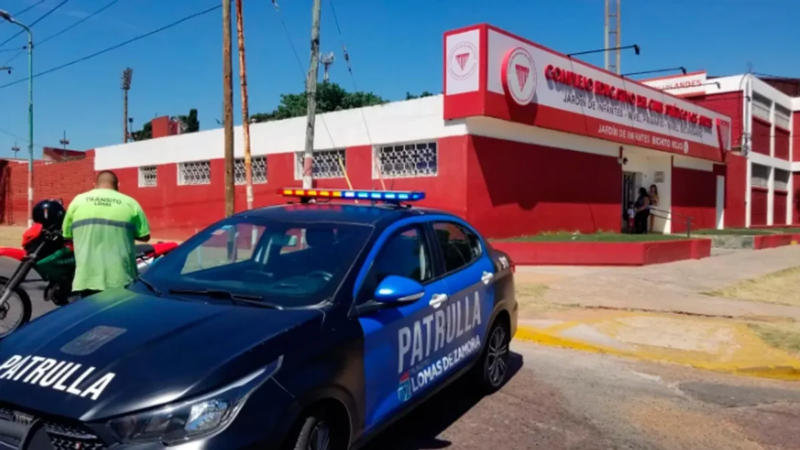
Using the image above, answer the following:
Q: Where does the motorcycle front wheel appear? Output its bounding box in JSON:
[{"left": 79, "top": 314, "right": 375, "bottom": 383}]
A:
[{"left": 0, "top": 276, "right": 32, "bottom": 339}]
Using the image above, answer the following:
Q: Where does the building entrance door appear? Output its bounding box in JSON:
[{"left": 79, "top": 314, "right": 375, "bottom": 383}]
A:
[{"left": 622, "top": 172, "right": 638, "bottom": 231}]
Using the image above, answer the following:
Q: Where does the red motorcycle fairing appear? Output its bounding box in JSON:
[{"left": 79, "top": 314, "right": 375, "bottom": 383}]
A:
[{"left": 0, "top": 247, "right": 26, "bottom": 262}]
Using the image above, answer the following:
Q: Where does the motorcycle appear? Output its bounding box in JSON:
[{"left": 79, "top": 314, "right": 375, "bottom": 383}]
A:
[{"left": 0, "top": 221, "right": 178, "bottom": 338}]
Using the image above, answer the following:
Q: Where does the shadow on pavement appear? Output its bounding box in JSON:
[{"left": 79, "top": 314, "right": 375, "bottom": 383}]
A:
[{"left": 363, "top": 352, "right": 524, "bottom": 450}]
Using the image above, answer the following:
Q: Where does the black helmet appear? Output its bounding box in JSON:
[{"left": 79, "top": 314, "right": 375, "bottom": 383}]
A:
[{"left": 32, "top": 199, "right": 66, "bottom": 229}]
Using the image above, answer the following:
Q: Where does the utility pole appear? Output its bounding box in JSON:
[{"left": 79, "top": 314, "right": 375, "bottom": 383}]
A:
[
  {"left": 59, "top": 131, "right": 69, "bottom": 150},
  {"left": 222, "top": 0, "right": 235, "bottom": 217},
  {"left": 121, "top": 68, "right": 133, "bottom": 143},
  {"left": 235, "top": 0, "right": 253, "bottom": 211},
  {"left": 320, "top": 52, "right": 334, "bottom": 83},
  {"left": 11, "top": 143, "right": 19, "bottom": 159},
  {"left": 302, "top": 0, "right": 322, "bottom": 189},
  {"left": 604, "top": 0, "right": 621, "bottom": 74}
]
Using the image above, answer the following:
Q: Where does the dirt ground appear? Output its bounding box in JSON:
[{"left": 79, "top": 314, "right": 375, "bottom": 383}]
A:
[{"left": 708, "top": 266, "right": 800, "bottom": 307}]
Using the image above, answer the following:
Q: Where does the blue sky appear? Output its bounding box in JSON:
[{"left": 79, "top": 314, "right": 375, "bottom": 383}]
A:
[{"left": 0, "top": 0, "right": 796, "bottom": 158}]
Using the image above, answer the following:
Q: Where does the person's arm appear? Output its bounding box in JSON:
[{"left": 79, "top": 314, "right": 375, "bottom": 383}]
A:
[
  {"left": 61, "top": 199, "right": 78, "bottom": 239},
  {"left": 132, "top": 201, "right": 151, "bottom": 243}
]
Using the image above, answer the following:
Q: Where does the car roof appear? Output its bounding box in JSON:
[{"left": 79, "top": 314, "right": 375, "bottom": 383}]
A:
[{"left": 235, "top": 202, "right": 453, "bottom": 228}]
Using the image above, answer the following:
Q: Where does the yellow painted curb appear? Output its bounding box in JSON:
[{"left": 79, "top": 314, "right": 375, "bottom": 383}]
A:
[{"left": 514, "top": 324, "right": 800, "bottom": 382}]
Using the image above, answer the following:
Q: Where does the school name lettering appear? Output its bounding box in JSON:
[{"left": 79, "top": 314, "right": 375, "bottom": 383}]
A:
[
  {"left": 544, "top": 65, "right": 714, "bottom": 129},
  {"left": 0, "top": 355, "right": 115, "bottom": 401}
]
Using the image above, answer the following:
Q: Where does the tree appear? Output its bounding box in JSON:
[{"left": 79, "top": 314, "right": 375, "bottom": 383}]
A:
[
  {"left": 131, "top": 121, "right": 152, "bottom": 141},
  {"left": 178, "top": 108, "right": 200, "bottom": 133},
  {"left": 406, "top": 91, "right": 435, "bottom": 100},
  {"left": 251, "top": 83, "right": 387, "bottom": 123}
]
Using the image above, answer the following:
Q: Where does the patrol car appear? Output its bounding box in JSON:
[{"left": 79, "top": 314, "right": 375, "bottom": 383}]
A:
[{"left": 0, "top": 188, "right": 517, "bottom": 450}]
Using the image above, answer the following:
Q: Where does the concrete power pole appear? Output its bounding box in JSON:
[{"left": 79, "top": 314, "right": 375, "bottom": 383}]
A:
[
  {"left": 604, "top": 0, "right": 621, "bottom": 74},
  {"left": 320, "top": 52, "right": 334, "bottom": 83},
  {"left": 222, "top": 0, "right": 235, "bottom": 217},
  {"left": 235, "top": 0, "right": 253, "bottom": 212},
  {"left": 121, "top": 68, "right": 133, "bottom": 143},
  {"left": 302, "top": 0, "right": 322, "bottom": 189}
]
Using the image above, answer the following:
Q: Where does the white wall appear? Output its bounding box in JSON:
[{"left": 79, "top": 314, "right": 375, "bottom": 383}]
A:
[{"left": 95, "top": 96, "right": 467, "bottom": 171}]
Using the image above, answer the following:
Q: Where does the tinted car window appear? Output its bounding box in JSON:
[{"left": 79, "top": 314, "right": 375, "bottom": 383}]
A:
[
  {"left": 374, "top": 227, "right": 432, "bottom": 284},
  {"left": 140, "top": 218, "right": 372, "bottom": 307},
  {"left": 433, "top": 222, "right": 483, "bottom": 273}
]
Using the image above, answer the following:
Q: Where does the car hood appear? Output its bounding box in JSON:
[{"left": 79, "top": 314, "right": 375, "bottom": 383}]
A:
[{"left": 0, "top": 289, "right": 323, "bottom": 421}]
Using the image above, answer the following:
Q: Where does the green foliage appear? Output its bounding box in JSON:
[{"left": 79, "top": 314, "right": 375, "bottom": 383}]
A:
[
  {"left": 405, "top": 91, "right": 435, "bottom": 100},
  {"left": 131, "top": 121, "right": 152, "bottom": 141},
  {"left": 251, "top": 83, "right": 387, "bottom": 123},
  {"left": 179, "top": 108, "right": 200, "bottom": 133}
]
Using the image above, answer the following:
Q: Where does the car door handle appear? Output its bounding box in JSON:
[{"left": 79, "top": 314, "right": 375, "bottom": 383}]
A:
[
  {"left": 429, "top": 293, "right": 448, "bottom": 308},
  {"left": 481, "top": 271, "right": 494, "bottom": 285}
]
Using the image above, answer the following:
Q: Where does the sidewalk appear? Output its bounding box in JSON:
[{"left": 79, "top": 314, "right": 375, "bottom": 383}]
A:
[{"left": 513, "top": 246, "right": 800, "bottom": 380}]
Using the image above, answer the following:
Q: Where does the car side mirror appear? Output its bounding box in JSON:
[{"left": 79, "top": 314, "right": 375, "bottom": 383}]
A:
[{"left": 374, "top": 276, "right": 424, "bottom": 304}]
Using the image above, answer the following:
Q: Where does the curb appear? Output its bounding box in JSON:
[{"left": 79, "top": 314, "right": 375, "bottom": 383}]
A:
[{"left": 514, "top": 325, "right": 800, "bottom": 382}]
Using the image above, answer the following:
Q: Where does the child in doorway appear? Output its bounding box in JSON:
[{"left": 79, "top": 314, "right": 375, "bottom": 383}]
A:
[{"left": 627, "top": 202, "right": 636, "bottom": 233}]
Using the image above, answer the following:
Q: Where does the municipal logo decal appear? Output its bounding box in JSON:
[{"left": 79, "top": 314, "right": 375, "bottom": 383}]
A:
[
  {"left": 502, "top": 47, "right": 537, "bottom": 105},
  {"left": 448, "top": 41, "right": 478, "bottom": 81}
]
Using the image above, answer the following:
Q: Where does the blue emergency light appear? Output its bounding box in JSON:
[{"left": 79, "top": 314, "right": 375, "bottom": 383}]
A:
[{"left": 279, "top": 188, "right": 425, "bottom": 203}]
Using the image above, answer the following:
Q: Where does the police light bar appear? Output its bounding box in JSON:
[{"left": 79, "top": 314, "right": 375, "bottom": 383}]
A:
[{"left": 279, "top": 188, "right": 425, "bottom": 202}]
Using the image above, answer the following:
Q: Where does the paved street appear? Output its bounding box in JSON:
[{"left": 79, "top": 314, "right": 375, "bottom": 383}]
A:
[
  {"left": 4, "top": 255, "right": 800, "bottom": 449},
  {"left": 367, "top": 342, "right": 800, "bottom": 450}
]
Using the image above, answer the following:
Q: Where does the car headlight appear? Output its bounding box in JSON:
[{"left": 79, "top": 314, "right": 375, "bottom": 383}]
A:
[{"left": 108, "top": 356, "right": 283, "bottom": 445}]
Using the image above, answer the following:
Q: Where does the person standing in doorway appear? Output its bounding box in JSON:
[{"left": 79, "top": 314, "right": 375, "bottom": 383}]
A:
[
  {"left": 648, "top": 184, "right": 659, "bottom": 232},
  {"left": 62, "top": 171, "right": 151, "bottom": 298},
  {"left": 633, "top": 187, "right": 651, "bottom": 234}
]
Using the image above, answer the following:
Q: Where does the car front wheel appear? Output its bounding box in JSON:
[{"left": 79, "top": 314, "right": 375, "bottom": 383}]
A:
[
  {"left": 475, "top": 319, "right": 510, "bottom": 393},
  {"left": 288, "top": 408, "right": 346, "bottom": 450}
]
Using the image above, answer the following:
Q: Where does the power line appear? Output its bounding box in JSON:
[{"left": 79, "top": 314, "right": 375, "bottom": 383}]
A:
[
  {"left": 0, "top": 0, "right": 69, "bottom": 48},
  {"left": 2, "top": 0, "right": 123, "bottom": 66},
  {"left": 0, "top": 4, "right": 221, "bottom": 90},
  {"left": 0, "top": 126, "right": 46, "bottom": 149},
  {"left": 0, "top": 0, "right": 47, "bottom": 26}
]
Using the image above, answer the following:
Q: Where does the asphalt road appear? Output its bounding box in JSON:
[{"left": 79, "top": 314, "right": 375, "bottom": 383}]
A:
[
  {"left": 364, "top": 342, "right": 800, "bottom": 450},
  {"left": 5, "top": 258, "right": 799, "bottom": 449}
]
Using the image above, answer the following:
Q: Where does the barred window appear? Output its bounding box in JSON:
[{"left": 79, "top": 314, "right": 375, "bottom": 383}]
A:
[
  {"left": 752, "top": 92, "right": 771, "bottom": 123},
  {"left": 374, "top": 142, "right": 438, "bottom": 178},
  {"left": 178, "top": 161, "right": 211, "bottom": 185},
  {"left": 294, "top": 149, "right": 346, "bottom": 179},
  {"left": 138, "top": 166, "right": 157, "bottom": 187},
  {"left": 775, "top": 169, "right": 790, "bottom": 191},
  {"left": 775, "top": 104, "right": 791, "bottom": 130},
  {"left": 751, "top": 163, "right": 769, "bottom": 188},
  {"left": 235, "top": 156, "right": 267, "bottom": 185}
]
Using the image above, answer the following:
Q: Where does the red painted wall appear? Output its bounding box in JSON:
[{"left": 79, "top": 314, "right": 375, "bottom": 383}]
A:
[
  {"left": 794, "top": 113, "right": 800, "bottom": 162},
  {"left": 691, "top": 92, "right": 743, "bottom": 149},
  {"left": 722, "top": 153, "right": 747, "bottom": 228},
  {"left": 1, "top": 152, "right": 95, "bottom": 225},
  {"left": 751, "top": 187, "right": 768, "bottom": 226},
  {"left": 465, "top": 135, "right": 621, "bottom": 238},
  {"left": 672, "top": 166, "right": 716, "bottom": 232},
  {"left": 774, "top": 128, "right": 790, "bottom": 160},
  {"left": 794, "top": 172, "right": 800, "bottom": 225},
  {"left": 774, "top": 190, "right": 788, "bottom": 225},
  {"left": 751, "top": 118, "right": 771, "bottom": 156},
  {"left": 112, "top": 137, "right": 470, "bottom": 240}
]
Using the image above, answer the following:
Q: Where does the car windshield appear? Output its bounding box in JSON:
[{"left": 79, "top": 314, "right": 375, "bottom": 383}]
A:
[{"left": 138, "top": 217, "right": 373, "bottom": 307}]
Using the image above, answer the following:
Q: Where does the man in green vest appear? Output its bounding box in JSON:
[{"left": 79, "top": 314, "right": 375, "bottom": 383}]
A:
[{"left": 62, "top": 170, "right": 151, "bottom": 298}]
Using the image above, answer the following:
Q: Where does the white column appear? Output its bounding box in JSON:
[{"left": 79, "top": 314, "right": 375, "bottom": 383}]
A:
[
  {"left": 767, "top": 166, "right": 775, "bottom": 226},
  {"left": 745, "top": 160, "right": 752, "bottom": 228}
]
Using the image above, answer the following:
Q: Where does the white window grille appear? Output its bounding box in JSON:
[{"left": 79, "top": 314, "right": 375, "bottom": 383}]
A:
[
  {"left": 751, "top": 163, "right": 769, "bottom": 188},
  {"left": 178, "top": 161, "right": 211, "bottom": 185},
  {"left": 138, "top": 166, "right": 157, "bottom": 187},
  {"left": 775, "top": 169, "right": 790, "bottom": 191},
  {"left": 294, "top": 149, "right": 346, "bottom": 180},
  {"left": 374, "top": 142, "right": 438, "bottom": 179},
  {"left": 235, "top": 156, "right": 267, "bottom": 185},
  {"left": 775, "top": 104, "right": 791, "bottom": 130},
  {"left": 752, "top": 92, "right": 771, "bottom": 123}
]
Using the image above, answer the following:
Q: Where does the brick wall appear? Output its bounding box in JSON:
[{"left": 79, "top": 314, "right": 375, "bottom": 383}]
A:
[{"left": 1, "top": 151, "right": 95, "bottom": 225}]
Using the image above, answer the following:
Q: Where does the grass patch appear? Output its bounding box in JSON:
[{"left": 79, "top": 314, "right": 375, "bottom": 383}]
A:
[
  {"left": 693, "top": 228, "right": 775, "bottom": 236},
  {"left": 748, "top": 322, "right": 800, "bottom": 356},
  {"left": 496, "top": 231, "right": 689, "bottom": 243},
  {"left": 708, "top": 266, "right": 800, "bottom": 307}
]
